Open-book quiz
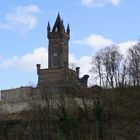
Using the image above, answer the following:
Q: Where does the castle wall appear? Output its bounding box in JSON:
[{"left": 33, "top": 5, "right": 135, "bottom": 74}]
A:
[
  {"left": 0, "top": 87, "right": 41, "bottom": 114},
  {"left": 0, "top": 86, "right": 89, "bottom": 114},
  {"left": 1, "top": 86, "right": 33, "bottom": 103}
]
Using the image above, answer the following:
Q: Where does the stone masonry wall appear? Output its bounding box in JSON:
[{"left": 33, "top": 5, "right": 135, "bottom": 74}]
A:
[
  {"left": 0, "top": 87, "right": 41, "bottom": 114},
  {"left": 1, "top": 86, "right": 33, "bottom": 103}
]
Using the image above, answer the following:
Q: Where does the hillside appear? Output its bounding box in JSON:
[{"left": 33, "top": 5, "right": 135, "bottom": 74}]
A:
[{"left": 0, "top": 86, "right": 139, "bottom": 140}]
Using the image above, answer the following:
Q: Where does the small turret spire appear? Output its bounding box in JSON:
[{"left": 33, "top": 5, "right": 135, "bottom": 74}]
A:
[
  {"left": 61, "top": 19, "right": 65, "bottom": 33},
  {"left": 47, "top": 21, "right": 51, "bottom": 32},
  {"left": 67, "top": 23, "right": 70, "bottom": 35}
]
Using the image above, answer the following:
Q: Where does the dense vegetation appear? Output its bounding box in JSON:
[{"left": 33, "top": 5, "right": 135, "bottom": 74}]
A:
[{"left": 0, "top": 86, "right": 139, "bottom": 140}]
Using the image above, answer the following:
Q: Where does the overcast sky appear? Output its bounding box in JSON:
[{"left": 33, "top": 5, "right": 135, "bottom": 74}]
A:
[{"left": 0, "top": 0, "right": 139, "bottom": 89}]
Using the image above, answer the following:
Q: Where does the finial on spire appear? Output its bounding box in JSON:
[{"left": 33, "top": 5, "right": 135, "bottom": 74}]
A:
[
  {"left": 67, "top": 23, "right": 70, "bottom": 35},
  {"left": 47, "top": 21, "right": 51, "bottom": 32},
  {"left": 57, "top": 12, "right": 60, "bottom": 17}
]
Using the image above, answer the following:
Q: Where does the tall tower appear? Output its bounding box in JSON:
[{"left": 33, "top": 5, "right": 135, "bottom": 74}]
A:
[
  {"left": 36, "top": 14, "right": 89, "bottom": 88},
  {"left": 47, "top": 14, "right": 70, "bottom": 69}
]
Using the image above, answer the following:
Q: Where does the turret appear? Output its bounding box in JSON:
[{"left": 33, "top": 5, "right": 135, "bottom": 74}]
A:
[
  {"left": 36, "top": 64, "right": 41, "bottom": 75},
  {"left": 76, "top": 67, "right": 80, "bottom": 77},
  {"left": 67, "top": 23, "right": 70, "bottom": 35},
  {"left": 47, "top": 22, "right": 51, "bottom": 33}
]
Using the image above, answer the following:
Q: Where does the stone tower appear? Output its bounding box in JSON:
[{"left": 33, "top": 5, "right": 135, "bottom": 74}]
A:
[
  {"left": 36, "top": 14, "right": 89, "bottom": 88},
  {"left": 47, "top": 14, "right": 70, "bottom": 69}
]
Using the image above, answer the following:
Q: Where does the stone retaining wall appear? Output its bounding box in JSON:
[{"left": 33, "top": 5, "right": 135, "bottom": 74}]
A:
[
  {"left": 1, "top": 86, "right": 34, "bottom": 103},
  {"left": 0, "top": 87, "right": 41, "bottom": 114}
]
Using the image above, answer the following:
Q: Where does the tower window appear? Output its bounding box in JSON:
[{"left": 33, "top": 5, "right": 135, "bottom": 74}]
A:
[{"left": 53, "top": 53, "right": 58, "bottom": 56}]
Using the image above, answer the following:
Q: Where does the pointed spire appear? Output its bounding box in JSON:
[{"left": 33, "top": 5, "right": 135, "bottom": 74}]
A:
[
  {"left": 67, "top": 23, "right": 70, "bottom": 35},
  {"left": 52, "top": 13, "right": 60, "bottom": 32},
  {"left": 47, "top": 21, "right": 51, "bottom": 32},
  {"left": 52, "top": 13, "right": 65, "bottom": 33},
  {"left": 56, "top": 13, "right": 61, "bottom": 24},
  {"left": 57, "top": 12, "right": 60, "bottom": 19},
  {"left": 61, "top": 19, "right": 65, "bottom": 33}
]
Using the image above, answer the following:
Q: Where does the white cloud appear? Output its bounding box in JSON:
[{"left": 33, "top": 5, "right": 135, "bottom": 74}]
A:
[
  {"left": 69, "top": 54, "right": 92, "bottom": 76},
  {"left": 69, "top": 54, "right": 93, "bottom": 85},
  {"left": 69, "top": 54, "right": 78, "bottom": 64},
  {"left": 0, "top": 5, "right": 40, "bottom": 34},
  {"left": 80, "top": 0, "right": 122, "bottom": 7},
  {"left": 73, "top": 34, "right": 137, "bottom": 55},
  {"left": 73, "top": 34, "right": 113, "bottom": 49},
  {"left": 109, "top": 0, "right": 122, "bottom": 5},
  {"left": 118, "top": 41, "right": 137, "bottom": 56},
  {"left": 1, "top": 47, "right": 48, "bottom": 71}
]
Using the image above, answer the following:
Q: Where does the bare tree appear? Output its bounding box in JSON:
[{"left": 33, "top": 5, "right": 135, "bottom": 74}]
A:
[
  {"left": 92, "top": 45, "right": 123, "bottom": 88},
  {"left": 127, "top": 42, "right": 140, "bottom": 86},
  {"left": 91, "top": 53, "right": 104, "bottom": 87},
  {"left": 118, "top": 59, "right": 128, "bottom": 87}
]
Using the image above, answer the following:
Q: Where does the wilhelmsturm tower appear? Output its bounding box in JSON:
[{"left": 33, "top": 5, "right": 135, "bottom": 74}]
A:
[{"left": 36, "top": 14, "right": 89, "bottom": 88}]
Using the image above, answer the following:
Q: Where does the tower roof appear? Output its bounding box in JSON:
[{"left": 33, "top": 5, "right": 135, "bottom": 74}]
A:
[{"left": 52, "top": 14, "right": 65, "bottom": 33}]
